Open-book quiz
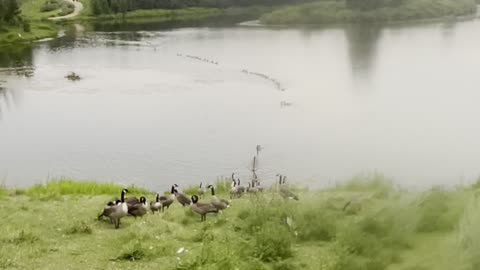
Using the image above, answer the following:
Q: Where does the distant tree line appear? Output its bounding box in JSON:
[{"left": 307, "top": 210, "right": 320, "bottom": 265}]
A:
[
  {"left": 91, "top": 0, "right": 308, "bottom": 15},
  {"left": 345, "top": 0, "right": 405, "bottom": 11},
  {"left": 0, "top": 0, "right": 21, "bottom": 25}
]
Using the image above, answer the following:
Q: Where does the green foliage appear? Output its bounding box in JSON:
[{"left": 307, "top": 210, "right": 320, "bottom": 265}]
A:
[
  {"left": 116, "top": 240, "right": 152, "bottom": 261},
  {"left": 22, "top": 20, "right": 30, "bottom": 32},
  {"left": 260, "top": 0, "right": 477, "bottom": 24},
  {"left": 253, "top": 222, "right": 293, "bottom": 262},
  {"left": 0, "top": 0, "right": 21, "bottom": 25},
  {"left": 40, "top": 0, "right": 61, "bottom": 12},
  {"left": 58, "top": 1, "right": 75, "bottom": 16},
  {"left": 415, "top": 188, "right": 463, "bottom": 232},
  {"left": 89, "top": 0, "right": 305, "bottom": 15}
]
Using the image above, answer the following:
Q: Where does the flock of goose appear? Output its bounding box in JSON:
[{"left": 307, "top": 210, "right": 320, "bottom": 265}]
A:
[{"left": 98, "top": 175, "right": 299, "bottom": 228}]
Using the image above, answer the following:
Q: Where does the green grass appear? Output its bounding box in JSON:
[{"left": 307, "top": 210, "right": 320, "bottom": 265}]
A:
[
  {"left": 0, "top": 177, "right": 479, "bottom": 269},
  {"left": 0, "top": 23, "right": 57, "bottom": 45},
  {"left": 260, "top": 0, "right": 478, "bottom": 25}
]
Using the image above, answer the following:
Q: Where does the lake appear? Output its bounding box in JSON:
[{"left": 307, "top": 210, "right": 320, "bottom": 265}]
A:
[{"left": 1, "top": 17, "right": 480, "bottom": 191}]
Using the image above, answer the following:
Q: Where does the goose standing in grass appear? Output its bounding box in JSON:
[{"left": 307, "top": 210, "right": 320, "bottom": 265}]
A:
[
  {"left": 160, "top": 185, "right": 176, "bottom": 212},
  {"left": 174, "top": 184, "right": 191, "bottom": 206},
  {"left": 190, "top": 195, "right": 218, "bottom": 222},
  {"left": 207, "top": 185, "right": 230, "bottom": 211},
  {"left": 230, "top": 173, "right": 239, "bottom": 199},
  {"left": 279, "top": 176, "right": 299, "bottom": 201},
  {"left": 248, "top": 181, "right": 258, "bottom": 194},
  {"left": 126, "top": 196, "right": 140, "bottom": 207},
  {"left": 198, "top": 182, "right": 206, "bottom": 199},
  {"left": 150, "top": 194, "right": 162, "bottom": 214},
  {"left": 98, "top": 200, "right": 120, "bottom": 222},
  {"left": 128, "top": 196, "right": 148, "bottom": 217},
  {"left": 236, "top": 179, "right": 245, "bottom": 195},
  {"left": 256, "top": 181, "right": 264, "bottom": 192},
  {"left": 104, "top": 189, "right": 129, "bottom": 229}
]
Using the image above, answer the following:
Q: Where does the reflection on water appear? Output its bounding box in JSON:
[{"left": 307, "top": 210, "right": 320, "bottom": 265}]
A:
[
  {"left": 0, "top": 44, "right": 34, "bottom": 68},
  {"left": 344, "top": 25, "right": 382, "bottom": 83},
  {"left": 0, "top": 85, "right": 21, "bottom": 119}
]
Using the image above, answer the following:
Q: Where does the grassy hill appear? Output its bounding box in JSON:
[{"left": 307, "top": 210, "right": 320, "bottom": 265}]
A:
[{"left": 0, "top": 176, "right": 478, "bottom": 269}]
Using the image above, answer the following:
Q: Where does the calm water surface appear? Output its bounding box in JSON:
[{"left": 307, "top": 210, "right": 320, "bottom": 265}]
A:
[{"left": 1, "top": 18, "right": 480, "bottom": 191}]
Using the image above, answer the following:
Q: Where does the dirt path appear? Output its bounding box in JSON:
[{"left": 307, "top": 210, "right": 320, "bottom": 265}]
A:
[{"left": 48, "top": 0, "right": 83, "bottom": 21}]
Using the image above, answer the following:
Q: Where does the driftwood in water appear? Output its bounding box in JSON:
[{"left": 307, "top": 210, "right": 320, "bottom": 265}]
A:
[{"left": 65, "top": 72, "right": 81, "bottom": 81}]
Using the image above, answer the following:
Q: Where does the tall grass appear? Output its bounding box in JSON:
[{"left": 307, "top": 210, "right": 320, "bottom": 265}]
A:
[{"left": 25, "top": 179, "right": 149, "bottom": 198}]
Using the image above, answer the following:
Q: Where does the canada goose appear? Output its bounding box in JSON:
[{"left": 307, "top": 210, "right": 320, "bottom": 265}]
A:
[
  {"left": 174, "top": 184, "right": 191, "bottom": 206},
  {"left": 207, "top": 185, "right": 230, "bottom": 211},
  {"left": 230, "top": 173, "right": 239, "bottom": 199},
  {"left": 126, "top": 196, "right": 140, "bottom": 207},
  {"left": 279, "top": 176, "right": 299, "bottom": 201},
  {"left": 236, "top": 179, "right": 245, "bottom": 194},
  {"left": 160, "top": 185, "right": 176, "bottom": 212},
  {"left": 198, "top": 182, "right": 206, "bottom": 198},
  {"left": 104, "top": 189, "right": 129, "bottom": 229},
  {"left": 256, "top": 181, "right": 264, "bottom": 192},
  {"left": 190, "top": 195, "right": 218, "bottom": 222},
  {"left": 150, "top": 193, "right": 162, "bottom": 214},
  {"left": 98, "top": 200, "right": 120, "bottom": 222},
  {"left": 128, "top": 196, "right": 148, "bottom": 217},
  {"left": 248, "top": 181, "right": 258, "bottom": 194}
]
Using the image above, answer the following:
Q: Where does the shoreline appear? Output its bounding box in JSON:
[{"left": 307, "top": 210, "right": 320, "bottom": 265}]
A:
[
  {"left": 250, "top": 5, "right": 480, "bottom": 28},
  {"left": 1, "top": 3, "right": 480, "bottom": 46}
]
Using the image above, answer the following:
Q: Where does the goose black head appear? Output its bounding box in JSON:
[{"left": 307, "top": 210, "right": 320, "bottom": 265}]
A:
[
  {"left": 237, "top": 179, "right": 241, "bottom": 185},
  {"left": 174, "top": 184, "right": 179, "bottom": 188},
  {"left": 122, "top": 189, "right": 129, "bottom": 194},
  {"left": 115, "top": 200, "right": 121, "bottom": 204},
  {"left": 140, "top": 197, "right": 146, "bottom": 204},
  {"left": 191, "top": 195, "right": 199, "bottom": 203},
  {"left": 156, "top": 193, "right": 160, "bottom": 202},
  {"left": 107, "top": 201, "right": 115, "bottom": 206},
  {"left": 207, "top": 185, "right": 213, "bottom": 189}
]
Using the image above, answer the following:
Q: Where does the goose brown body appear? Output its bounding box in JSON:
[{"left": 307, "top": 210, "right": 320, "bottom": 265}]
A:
[{"left": 190, "top": 195, "right": 218, "bottom": 221}]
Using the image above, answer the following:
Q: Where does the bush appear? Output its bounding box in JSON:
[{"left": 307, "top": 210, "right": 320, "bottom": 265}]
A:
[
  {"left": 253, "top": 222, "right": 293, "bottom": 262},
  {"left": 22, "top": 20, "right": 30, "bottom": 32},
  {"left": 415, "top": 188, "right": 461, "bottom": 232},
  {"left": 41, "top": 0, "right": 61, "bottom": 12}
]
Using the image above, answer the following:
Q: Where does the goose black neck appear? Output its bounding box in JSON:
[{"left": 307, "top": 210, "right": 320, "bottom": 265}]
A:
[
  {"left": 171, "top": 185, "right": 175, "bottom": 194},
  {"left": 211, "top": 186, "right": 215, "bottom": 196},
  {"left": 121, "top": 191, "right": 125, "bottom": 203},
  {"left": 156, "top": 194, "right": 159, "bottom": 202}
]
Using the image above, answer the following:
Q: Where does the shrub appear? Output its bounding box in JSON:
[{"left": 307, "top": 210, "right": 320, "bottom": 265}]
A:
[
  {"left": 22, "top": 20, "right": 31, "bottom": 32},
  {"left": 415, "top": 188, "right": 460, "bottom": 232},
  {"left": 66, "top": 222, "right": 93, "bottom": 235},
  {"left": 253, "top": 222, "right": 293, "bottom": 262}
]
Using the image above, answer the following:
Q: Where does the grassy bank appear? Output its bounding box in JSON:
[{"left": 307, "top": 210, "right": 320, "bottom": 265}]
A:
[
  {"left": 0, "top": 23, "right": 57, "bottom": 45},
  {"left": 0, "top": 176, "right": 479, "bottom": 269},
  {"left": 76, "top": 6, "right": 269, "bottom": 23},
  {"left": 260, "top": 0, "right": 478, "bottom": 25}
]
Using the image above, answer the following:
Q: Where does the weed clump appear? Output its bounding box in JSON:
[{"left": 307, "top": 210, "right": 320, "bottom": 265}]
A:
[
  {"left": 6, "top": 230, "right": 39, "bottom": 244},
  {"left": 415, "top": 188, "right": 461, "bottom": 232},
  {"left": 66, "top": 222, "right": 93, "bottom": 235},
  {"left": 116, "top": 240, "right": 151, "bottom": 261}
]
